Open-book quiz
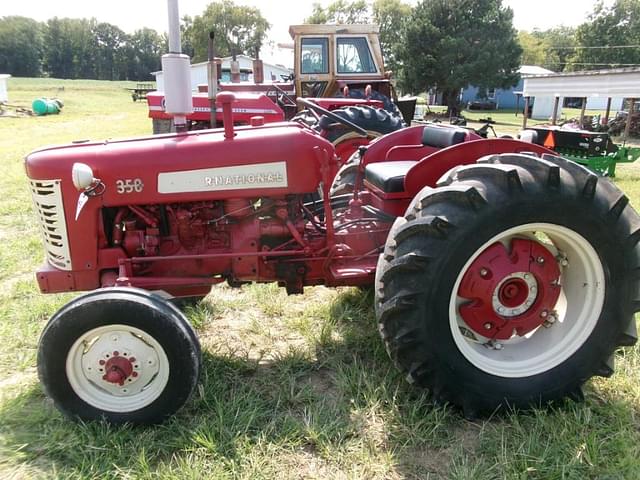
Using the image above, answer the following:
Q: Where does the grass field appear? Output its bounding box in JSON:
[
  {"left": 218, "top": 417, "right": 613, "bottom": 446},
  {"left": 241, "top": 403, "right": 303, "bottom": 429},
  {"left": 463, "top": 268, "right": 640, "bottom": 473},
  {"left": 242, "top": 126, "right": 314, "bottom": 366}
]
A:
[{"left": 1, "top": 78, "right": 640, "bottom": 479}]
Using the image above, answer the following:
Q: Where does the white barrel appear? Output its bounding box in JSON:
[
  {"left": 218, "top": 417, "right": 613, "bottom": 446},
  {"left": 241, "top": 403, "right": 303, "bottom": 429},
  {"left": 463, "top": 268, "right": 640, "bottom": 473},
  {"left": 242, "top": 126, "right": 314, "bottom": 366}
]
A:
[{"left": 161, "top": 53, "right": 193, "bottom": 115}]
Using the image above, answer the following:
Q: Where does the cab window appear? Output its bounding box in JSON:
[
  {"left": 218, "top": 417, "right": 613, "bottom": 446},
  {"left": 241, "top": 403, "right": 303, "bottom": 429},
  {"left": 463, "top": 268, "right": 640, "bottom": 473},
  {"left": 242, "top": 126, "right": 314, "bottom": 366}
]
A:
[
  {"left": 337, "top": 37, "right": 376, "bottom": 74},
  {"left": 301, "top": 38, "right": 329, "bottom": 74}
]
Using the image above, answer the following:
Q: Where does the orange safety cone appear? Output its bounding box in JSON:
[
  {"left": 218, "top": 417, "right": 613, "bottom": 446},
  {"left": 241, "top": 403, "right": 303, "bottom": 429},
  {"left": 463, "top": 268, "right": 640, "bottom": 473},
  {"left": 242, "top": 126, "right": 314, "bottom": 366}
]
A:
[{"left": 543, "top": 131, "right": 556, "bottom": 149}]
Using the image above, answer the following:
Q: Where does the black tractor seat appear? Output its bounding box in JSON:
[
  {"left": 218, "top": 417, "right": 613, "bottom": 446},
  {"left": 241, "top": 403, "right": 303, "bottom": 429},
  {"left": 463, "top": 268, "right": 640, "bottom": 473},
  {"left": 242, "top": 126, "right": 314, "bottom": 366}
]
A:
[
  {"left": 364, "top": 161, "right": 417, "bottom": 193},
  {"left": 364, "top": 126, "right": 467, "bottom": 194},
  {"left": 422, "top": 124, "right": 467, "bottom": 147}
]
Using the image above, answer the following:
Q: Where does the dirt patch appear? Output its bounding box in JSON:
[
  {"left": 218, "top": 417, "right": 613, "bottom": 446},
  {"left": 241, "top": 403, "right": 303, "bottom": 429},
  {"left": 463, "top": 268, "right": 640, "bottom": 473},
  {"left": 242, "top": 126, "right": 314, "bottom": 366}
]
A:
[
  {"left": 0, "top": 368, "right": 37, "bottom": 393},
  {"left": 197, "top": 285, "right": 313, "bottom": 362},
  {"left": 396, "top": 422, "right": 483, "bottom": 479}
]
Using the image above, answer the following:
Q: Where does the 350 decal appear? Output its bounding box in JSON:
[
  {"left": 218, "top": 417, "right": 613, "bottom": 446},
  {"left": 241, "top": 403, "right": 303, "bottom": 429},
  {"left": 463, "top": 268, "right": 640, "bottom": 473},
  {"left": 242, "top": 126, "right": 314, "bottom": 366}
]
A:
[{"left": 115, "top": 178, "right": 144, "bottom": 194}]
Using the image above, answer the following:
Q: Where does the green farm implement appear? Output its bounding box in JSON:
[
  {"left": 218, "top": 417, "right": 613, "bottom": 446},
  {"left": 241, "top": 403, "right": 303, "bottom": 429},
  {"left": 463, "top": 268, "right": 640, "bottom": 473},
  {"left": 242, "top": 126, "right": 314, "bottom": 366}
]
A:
[{"left": 527, "top": 126, "right": 639, "bottom": 177}]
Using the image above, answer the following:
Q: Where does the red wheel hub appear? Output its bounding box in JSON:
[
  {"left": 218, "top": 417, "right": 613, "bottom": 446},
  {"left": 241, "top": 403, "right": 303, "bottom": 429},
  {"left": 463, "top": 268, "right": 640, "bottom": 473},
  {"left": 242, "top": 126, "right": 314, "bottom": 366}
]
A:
[
  {"left": 101, "top": 353, "right": 135, "bottom": 386},
  {"left": 458, "top": 238, "right": 561, "bottom": 340},
  {"left": 498, "top": 278, "right": 529, "bottom": 308}
]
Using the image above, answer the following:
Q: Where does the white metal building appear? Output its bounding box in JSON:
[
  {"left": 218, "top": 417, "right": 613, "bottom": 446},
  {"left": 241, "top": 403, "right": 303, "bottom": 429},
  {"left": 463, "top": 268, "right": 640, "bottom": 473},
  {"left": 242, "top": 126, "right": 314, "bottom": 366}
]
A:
[
  {"left": 0, "top": 74, "right": 11, "bottom": 103},
  {"left": 153, "top": 56, "right": 292, "bottom": 92},
  {"left": 523, "top": 68, "right": 640, "bottom": 120}
]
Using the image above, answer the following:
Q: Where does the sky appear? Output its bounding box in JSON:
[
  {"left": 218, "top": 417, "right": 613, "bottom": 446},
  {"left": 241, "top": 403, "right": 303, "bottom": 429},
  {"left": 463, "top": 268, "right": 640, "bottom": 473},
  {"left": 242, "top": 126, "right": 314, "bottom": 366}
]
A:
[{"left": 1, "top": 0, "right": 614, "bottom": 67}]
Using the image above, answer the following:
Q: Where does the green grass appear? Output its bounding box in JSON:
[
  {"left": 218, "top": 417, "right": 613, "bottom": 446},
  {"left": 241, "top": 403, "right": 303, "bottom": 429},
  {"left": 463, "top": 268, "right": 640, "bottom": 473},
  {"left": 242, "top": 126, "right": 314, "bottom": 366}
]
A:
[{"left": 1, "top": 77, "right": 640, "bottom": 478}]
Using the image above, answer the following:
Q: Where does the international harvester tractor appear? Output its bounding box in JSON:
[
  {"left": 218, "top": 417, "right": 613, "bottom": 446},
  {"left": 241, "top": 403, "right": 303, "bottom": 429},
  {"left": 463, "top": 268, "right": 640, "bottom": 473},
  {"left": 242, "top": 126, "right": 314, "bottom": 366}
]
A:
[{"left": 25, "top": 3, "right": 640, "bottom": 424}]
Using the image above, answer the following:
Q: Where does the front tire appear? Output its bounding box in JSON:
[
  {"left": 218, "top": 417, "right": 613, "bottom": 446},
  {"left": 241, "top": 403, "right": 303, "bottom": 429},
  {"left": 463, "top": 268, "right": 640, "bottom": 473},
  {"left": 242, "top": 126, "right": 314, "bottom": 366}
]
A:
[
  {"left": 376, "top": 153, "right": 640, "bottom": 415},
  {"left": 38, "top": 287, "right": 201, "bottom": 424}
]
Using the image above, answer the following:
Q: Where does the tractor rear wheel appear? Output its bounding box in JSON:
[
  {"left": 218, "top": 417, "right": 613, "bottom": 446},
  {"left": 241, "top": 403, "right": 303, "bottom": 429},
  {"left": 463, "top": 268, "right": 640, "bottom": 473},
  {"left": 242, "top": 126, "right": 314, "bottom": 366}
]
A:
[
  {"left": 38, "top": 287, "right": 201, "bottom": 424},
  {"left": 376, "top": 153, "right": 640, "bottom": 416},
  {"left": 318, "top": 105, "right": 405, "bottom": 145},
  {"left": 152, "top": 118, "right": 174, "bottom": 134},
  {"left": 337, "top": 88, "right": 403, "bottom": 119},
  {"left": 330, "top": 150, "right": 362, "bottom": 197}
]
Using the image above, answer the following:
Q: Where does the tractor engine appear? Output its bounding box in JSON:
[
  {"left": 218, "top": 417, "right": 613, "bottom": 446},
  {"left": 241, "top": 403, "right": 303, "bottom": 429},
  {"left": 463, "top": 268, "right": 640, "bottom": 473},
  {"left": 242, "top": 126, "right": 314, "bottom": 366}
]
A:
[{"left": 108, "top": 195, "right": 317, "bottom": 286}]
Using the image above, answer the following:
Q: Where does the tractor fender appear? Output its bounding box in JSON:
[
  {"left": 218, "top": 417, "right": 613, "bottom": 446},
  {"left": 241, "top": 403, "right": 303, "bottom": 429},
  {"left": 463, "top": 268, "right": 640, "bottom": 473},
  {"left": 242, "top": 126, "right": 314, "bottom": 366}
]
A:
[{"left": 403, "top": 138, "right": 556, "bottom": 198}]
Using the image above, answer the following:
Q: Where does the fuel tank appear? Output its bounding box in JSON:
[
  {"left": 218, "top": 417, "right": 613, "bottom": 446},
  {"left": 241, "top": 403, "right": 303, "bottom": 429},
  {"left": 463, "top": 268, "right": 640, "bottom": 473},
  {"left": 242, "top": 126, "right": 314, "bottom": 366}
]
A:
[{"left": 25, "top": 122, "right": 333, "bottom": 206}]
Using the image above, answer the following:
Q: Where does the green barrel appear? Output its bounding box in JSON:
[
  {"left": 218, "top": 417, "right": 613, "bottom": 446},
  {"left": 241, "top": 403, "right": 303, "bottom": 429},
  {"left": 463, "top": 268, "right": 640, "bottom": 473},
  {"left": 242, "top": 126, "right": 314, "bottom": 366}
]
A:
[{"left": 32, "top": 98, "right": 62, "bottom": 116}]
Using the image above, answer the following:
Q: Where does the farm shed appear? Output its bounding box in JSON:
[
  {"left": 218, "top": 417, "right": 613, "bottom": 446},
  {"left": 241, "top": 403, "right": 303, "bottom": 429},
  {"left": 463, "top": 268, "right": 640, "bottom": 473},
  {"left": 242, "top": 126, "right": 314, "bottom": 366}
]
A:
[
  {"left": 153, "top": 56, "right": 292, "bottom": 92},
  {"left": 522, "top": 68, "right": 640, "bottom": 121}
]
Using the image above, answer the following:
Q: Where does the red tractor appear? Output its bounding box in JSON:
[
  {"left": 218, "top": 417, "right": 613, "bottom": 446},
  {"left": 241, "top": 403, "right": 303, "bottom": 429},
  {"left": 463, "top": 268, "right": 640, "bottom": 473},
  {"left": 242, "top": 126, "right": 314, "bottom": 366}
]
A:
[
  {"left": 26, "top": 94, "right": 639, "bottom": 424},
  {"left": 147, "top": 24, "right": 411, "bottom": 164}
]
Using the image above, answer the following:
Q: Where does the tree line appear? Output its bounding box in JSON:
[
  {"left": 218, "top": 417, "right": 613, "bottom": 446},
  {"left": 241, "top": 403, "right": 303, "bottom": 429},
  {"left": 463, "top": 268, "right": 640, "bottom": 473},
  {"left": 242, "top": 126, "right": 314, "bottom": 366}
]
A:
[
  {"left": 519, "top": 1, "right": 640, "bottom": 72},
  {"left": 1, "top": 0, "right": 638, "bottom": 91},
  {"left": 0, "top": 0, "right": 273, "bottom": 81},
  {"left": 0, "top": 16, "right": 165, "bottom": 80}
]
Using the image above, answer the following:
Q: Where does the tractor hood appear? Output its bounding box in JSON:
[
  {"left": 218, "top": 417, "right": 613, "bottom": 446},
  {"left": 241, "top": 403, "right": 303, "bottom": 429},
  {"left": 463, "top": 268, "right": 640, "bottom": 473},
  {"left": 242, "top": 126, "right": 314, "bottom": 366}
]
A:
[{"left": 25, "top": 122, "right": 333, "bottom": 206}]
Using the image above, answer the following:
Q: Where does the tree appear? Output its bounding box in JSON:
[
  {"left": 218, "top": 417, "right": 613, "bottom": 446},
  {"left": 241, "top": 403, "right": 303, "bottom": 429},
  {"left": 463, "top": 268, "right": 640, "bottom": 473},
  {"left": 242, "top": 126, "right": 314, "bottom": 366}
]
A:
[
  {"left": 44, "top": 17, "right": 97, "bottom": 79},
  {"left": 0, "top": 16, "right": 44, "bottom": 76},
  {"left": 183, "top": 1, "right": 270, "bottom": 62},
  {"left": 518, "top": 28, "right": 577, "bottom": 72},
  {"left": 93, "top": 22, "right": 127, "bottom": 80},
  {"left": 372, "top": 0, "right": 412, "bottom": 74},
  {"left": 570, "top": 0, "right": 640, "bottom": 70},
  {"left": 305, "top": 0, "right": 370, "bottom": 24},
  {"left": 536, "top": 27, "right": 576, "bottom": 72},
  {"left": 518, "top": 31, "right": 547, "bottom": 66},
  {"left": 124, "top": 28, "right": 164, "bottom": 80},
  {"left": 399, "top": 0, "right": 522, "bottom": 114}
]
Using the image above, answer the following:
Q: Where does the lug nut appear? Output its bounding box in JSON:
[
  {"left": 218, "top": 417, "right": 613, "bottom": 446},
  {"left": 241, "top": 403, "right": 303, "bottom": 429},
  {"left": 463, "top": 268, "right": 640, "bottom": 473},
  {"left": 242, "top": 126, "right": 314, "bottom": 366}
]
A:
[
  {"left": 494, "top": 343, "right": 503, "bottom": 350},
  {"left": 537, "top": 256, "right": 545, "bottom": 264},
  {"left": 561, "top": 259, "right": 569, "bottom": 267},
  {"left": 483, "top": 322, "right": 492, "bottom": 330},
  {"left": 540, "top": 310, "right": 548, "bottom": 318},
  {"left": 479, "top": 268, "right": 489, "bottom": 278}
]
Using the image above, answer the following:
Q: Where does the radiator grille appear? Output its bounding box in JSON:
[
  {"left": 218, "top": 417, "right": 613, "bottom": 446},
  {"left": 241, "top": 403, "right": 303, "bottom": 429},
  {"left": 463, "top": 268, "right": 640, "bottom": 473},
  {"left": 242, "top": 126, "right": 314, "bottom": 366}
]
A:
[{"left": 29, "top": 179, "right": 71, "bottom": 270}]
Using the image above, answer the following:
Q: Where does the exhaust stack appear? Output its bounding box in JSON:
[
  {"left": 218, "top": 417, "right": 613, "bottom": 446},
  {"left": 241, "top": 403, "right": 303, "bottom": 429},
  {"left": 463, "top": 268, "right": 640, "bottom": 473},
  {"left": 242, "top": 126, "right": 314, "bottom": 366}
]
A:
[{"left": 162, "top": 0, "right": 192, "bottom": 131}]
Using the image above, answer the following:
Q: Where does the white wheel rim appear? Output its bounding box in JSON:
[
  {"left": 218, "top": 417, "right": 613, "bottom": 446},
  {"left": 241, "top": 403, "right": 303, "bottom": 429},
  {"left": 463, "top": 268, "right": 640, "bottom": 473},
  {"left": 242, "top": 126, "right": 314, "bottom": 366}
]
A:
[
  {"left": 449, "top": 223, "right": 605, "bottom": 378},
  {"left": 66, "top": 324, "right": 170, "bottom": 412}
]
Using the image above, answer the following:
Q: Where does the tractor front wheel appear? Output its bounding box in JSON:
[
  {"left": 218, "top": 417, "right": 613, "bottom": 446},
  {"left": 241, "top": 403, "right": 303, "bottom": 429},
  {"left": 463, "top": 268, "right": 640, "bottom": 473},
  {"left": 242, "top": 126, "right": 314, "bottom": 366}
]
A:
[
  {"left": 38, "top": 287, "right": 201, "bottom": 424},
  {"left": 376, "top": 153, "right": 640, "bottom": 416}
]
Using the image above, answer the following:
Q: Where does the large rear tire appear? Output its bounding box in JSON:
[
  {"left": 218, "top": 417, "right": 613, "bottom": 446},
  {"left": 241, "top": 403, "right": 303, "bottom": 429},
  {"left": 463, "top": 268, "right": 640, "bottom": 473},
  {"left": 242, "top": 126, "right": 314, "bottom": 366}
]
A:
[
  {"left": 152, "top": 118, "right": 174, "bottom": 134},
  {"left": 376, "top": 153, "right": 640, "bottom": 416},
  {"left": 318, "top": 105, "right": 405, "bottom": 145},
  {"left": 337, "top": 88, "right": 403, "bottom": 120},
  {"left": 329, "top": 150, "right": 362, "bottom": 197},
  {"left": 38, "top": 287, "right": 201, "bottom": 424}
]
